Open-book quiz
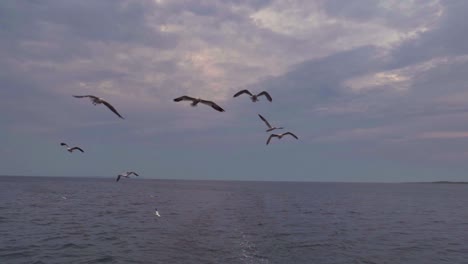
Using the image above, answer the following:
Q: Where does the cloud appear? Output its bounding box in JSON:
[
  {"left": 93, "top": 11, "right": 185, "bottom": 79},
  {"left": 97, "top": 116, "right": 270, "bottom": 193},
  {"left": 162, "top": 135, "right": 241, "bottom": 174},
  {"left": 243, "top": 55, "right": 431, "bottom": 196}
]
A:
[
  {"left": 418, "top": 131, "right": 468, "bottom": 139},
  {"left": 388, "top": 1, "right": 468, "bottom": 69},
  {"left": 0, "top": 0, "right": 443, "bottom": 108},
  {"left": 231, "top": 0, "right": 468, "bottom": 166},
  {"left": 322, "top": 0, "right": 442, "bottom": 30}
]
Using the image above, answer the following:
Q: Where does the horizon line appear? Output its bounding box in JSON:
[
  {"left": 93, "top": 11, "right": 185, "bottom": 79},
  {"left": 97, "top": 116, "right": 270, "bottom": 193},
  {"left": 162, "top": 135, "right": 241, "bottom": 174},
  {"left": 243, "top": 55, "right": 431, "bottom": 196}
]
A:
[{"left": 1, "top": 174, "right": 461, "bottom": 184}]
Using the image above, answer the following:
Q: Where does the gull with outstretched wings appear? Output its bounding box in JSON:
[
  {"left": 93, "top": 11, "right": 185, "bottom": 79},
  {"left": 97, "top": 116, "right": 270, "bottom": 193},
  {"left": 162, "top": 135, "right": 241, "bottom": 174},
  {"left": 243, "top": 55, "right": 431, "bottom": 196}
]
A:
[
  {"left": 258, "top": 114, "right": 284, "bottom": 132},
  {"left": 173, "top": 96, "right": 225, "bottom": 112},
  {"left": 116, "top": 171, "right": 139, "bottom": 182},
  {"left": 73, "top": 95, "right": 124, "bottom": 119},
  {"left": 266, "top": 132, "right": 298, "bottom": 145},
  {"left": 233, "top": 89, "right": 272, "bottom": 102},
  {"left": 60, "top": 142, "right": 84, "bottom": 153}
]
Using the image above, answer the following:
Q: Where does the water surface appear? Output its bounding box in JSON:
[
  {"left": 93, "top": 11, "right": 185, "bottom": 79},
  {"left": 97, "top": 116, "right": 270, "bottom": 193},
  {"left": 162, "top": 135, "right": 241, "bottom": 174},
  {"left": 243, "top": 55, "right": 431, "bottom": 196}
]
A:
[{"left": 0, "top": 176, "right": 467, "bottom": 263}]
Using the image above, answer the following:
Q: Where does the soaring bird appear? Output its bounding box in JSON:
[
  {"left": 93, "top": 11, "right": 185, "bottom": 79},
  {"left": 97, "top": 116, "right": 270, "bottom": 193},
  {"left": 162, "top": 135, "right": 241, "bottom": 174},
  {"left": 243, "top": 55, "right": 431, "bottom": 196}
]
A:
[
  {"left": 258, "top": 114, "right": 284, "bottom": 132},
  {"left": 173, "top": 96, "right": 225, "bottom": 112},
  {"left": 72, "top": 95, "right": 124, "bottom": 119},
  {"left": 116, "top": 171, "right": 139, "bottom": 182},
  {"left": 266, "top": 132, "right": 298, "bottom": 145},
  {"left": 155, "top": 208, "right": 161, "bottom": 217},
  {"left": 60, "top": 143, "right": 84, "bottom": 153},
  {"left": 233, "top": 89, "right": 272, "bottom": 102}
]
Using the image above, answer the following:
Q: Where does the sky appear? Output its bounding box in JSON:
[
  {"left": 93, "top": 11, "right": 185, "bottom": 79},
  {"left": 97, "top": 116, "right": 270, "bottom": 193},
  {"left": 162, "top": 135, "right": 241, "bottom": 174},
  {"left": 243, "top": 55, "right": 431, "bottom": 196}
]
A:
[{"left": 1, "top": 0, "right": 468, "bottom": 182}]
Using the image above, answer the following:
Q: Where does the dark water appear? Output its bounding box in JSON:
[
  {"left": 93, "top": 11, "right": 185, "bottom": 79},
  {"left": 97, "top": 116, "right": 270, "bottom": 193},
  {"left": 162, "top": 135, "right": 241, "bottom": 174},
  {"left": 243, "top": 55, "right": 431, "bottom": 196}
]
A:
[{"left": 0, "top": 177, "right": 467, "bottom": 264}]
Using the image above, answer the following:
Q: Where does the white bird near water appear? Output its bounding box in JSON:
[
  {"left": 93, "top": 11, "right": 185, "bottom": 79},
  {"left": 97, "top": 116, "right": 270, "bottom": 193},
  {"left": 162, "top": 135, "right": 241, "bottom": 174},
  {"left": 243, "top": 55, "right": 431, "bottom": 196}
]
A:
[{"left": 155, "top": 208, "right": 161, "bottom": 217}]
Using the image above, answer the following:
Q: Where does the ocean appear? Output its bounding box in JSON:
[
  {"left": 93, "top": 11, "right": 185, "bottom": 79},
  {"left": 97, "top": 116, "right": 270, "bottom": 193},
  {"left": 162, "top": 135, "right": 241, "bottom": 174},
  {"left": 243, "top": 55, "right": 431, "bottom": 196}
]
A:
[{"left": 0, "top": 176, "right": 467, "bottom": 264}]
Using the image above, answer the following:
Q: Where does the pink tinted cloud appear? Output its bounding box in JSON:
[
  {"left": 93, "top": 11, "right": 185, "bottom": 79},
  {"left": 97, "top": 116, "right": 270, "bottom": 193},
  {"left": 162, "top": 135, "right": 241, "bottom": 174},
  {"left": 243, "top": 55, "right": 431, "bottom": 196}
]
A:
[
  {"left": 418, "top": 131, "right": 468, "bottom": 139},
  {"left": 314, "top": 126, "right": 401, "bottom": 142}
]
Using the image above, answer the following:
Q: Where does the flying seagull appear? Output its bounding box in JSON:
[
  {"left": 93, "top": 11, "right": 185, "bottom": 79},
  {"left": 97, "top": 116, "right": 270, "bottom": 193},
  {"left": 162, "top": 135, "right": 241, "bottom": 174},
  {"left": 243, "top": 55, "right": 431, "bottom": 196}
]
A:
[
  {"left": 258, "top": 114, "right": 284, "bottom": 132},
  {"left": 233, "top": 89, "right": 272, "bottom": 102},
  {"left": 116, "top": 171, "right": 139, "bottom": 182},
  {"left": 60, "top": 143, "right": 84, "bottom": 153},
  {"left": 72, "top": 95, "right": 124, "bottom": 119},
  {"left": 173, "top": 96, "right": 225, "bottom": 112},
  {"left": 266, "top": 132, "right": 298, "bottom": 145}
]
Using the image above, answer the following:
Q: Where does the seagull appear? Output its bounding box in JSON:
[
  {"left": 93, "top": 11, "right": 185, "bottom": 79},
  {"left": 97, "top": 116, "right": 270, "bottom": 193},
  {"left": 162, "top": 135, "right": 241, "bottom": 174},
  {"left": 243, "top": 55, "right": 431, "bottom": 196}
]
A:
[
  {"left": 173, "top": 96, "right": 225, "bottom": 112},
  {"left": 155, "top": 208, "right": 161, "bottom": 217},
  {"left": 233, "top": 89, "right": 272, "bottom": 102},
  {"left": 258, "top": 114, "right": 284, "bottom": 132},
  {"left": 72, "top": 95, "right": 124, "bottom": 119},
  {"left": 116, "top": 171, "right": 139, "bottom": 182},
  {"left": 266, "top": 132, "right": 298, "bottom": 145},
  {"left": 60, "top": 143, "right": 84, "bottom": 153}
]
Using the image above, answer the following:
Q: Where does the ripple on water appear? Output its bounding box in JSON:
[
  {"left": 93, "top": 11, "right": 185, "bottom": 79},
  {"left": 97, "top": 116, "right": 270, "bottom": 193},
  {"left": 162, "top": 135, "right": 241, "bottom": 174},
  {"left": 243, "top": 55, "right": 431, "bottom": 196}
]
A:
[
  {"left": 91, "top": 255, "right": 115, "bottom": 263},
  {"left": 0, "top": 250, "right": 37, "bottom": 259},
  {"left": 55, "top": 243, "right": 91, "bottom": 250}
]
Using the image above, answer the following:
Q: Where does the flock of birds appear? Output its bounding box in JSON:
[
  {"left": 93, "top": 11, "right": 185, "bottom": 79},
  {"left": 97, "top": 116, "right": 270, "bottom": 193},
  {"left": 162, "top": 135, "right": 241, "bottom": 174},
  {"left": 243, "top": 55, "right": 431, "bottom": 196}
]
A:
[
  {"left": 58, "top": 89, "right": 299, "bottom": 217},
  {"left": 172, "top": 90, "right": 299, "bottom": 144},
  {"left": 61, "top": 90, "right": 298, "bottom": 175}
]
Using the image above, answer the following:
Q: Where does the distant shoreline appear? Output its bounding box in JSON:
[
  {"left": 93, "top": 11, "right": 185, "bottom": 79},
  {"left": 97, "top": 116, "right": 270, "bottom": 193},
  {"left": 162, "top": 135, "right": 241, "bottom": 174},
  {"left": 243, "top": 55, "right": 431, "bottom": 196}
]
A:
[
  {"left": 429, "top": 181, "right": 468, "bottom": 184},
  {"left": 406, "top": 181, "right": 468, "bottom": 184}
]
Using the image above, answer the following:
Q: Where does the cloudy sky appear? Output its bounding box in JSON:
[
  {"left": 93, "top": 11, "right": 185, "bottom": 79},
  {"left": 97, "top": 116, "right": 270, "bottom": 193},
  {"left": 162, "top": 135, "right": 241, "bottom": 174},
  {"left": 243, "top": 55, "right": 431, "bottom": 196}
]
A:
[{"left": 2, "top": 0, "right": 468, "bottom": 182}]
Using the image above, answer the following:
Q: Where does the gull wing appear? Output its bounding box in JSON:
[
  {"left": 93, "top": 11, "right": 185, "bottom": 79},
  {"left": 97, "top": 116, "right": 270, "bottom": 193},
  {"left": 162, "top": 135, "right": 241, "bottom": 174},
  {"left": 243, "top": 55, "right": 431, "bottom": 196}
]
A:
[
  {"left": 73, "top": 95, "right": 98, "bottom": 99},
  {"left": 60, "top": 142, "right": 69, "bottom": 148},
  {"left": 128, "top": 172, "right": 139, "bottom": 176},
  {"left": 116, "top": 175, "right": 122, "bottom": 182},
  {"left": 101, "top": 100, "right": 124, "bottom": 119},
  {"left": 266, "top": 134, "right": 280, "bottom": 145},
  {"left": 283, "top": 132, "right": 298, "bottom": 139},
  {"left": 174, "top": 96, "right": 196, "bottom": 102},
  {"left": 257, "top": 91, "right": 272, "bottom": 102},
  {"left": 258, "top": 114, "right": 272, "bottom": 129},
  {"left": 200, "top": 99, "right": 225, "bottom": 112},
  {"left": 233, "top": 89, "right": 253, "bottom": 97},
  {"left": 70, "top": 147, "right": 84, "bottom": 153}
]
